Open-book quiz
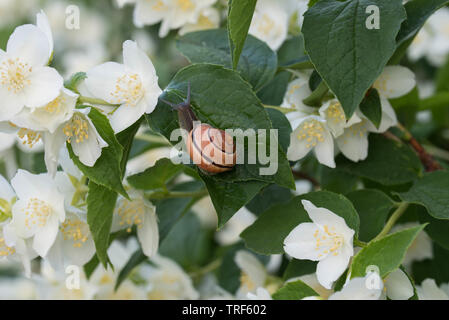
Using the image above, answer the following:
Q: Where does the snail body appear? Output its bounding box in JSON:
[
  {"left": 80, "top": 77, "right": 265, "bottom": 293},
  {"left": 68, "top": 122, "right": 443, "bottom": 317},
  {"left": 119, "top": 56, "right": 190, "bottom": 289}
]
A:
[{"left": 160, "top": 83, "right": 236, "bottom": 174}]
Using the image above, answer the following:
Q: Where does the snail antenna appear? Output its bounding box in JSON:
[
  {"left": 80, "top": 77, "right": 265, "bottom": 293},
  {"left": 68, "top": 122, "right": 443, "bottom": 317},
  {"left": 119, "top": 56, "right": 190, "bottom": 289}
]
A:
[{"left": 159, "top": 98, "right": 178, "bottom": 108}]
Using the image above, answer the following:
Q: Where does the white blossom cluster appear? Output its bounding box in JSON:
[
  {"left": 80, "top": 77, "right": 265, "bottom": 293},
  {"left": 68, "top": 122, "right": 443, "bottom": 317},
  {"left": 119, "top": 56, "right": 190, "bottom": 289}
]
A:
[{"left": 283, "top": 67, "right": 416, "bottom": 168}]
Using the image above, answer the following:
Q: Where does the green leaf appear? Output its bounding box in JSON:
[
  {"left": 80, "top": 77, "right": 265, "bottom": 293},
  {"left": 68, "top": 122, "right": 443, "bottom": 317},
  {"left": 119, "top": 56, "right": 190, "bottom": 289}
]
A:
[
  {"left": 64, "top": 72, "right": 86, "bottom": 93},
  {"left": 147, "top": 64, "right": 294, "bottom": 189},
  {"left": 227, "top": 0, "right": 258, "bottom": 69},
  {"left": 156, "top": 180, "right": 205, "bottom": 240},
  {"left": 320, "top": 166, "right": 358, "bottom": 195},
  {"left": 272, "top": 280, "right": 319, "bottom": 300},
  {"left": 266, "top": 108, "right": 292, "bottom": 153},
  {"left": 277, "top": 35, "right": 310, "bottom": 69},
  {"left": 202, "top": 176, "right": 267, "bottom": 227},
  {"left": 396, "top": 0, "right": 449, "bottom": 46},
  {"left": 86, "top": 181, "right": 118, "bottom": 267},
  {"left": 257, "top": 71, "right": 291, "bottom": 106},
  {"left": 346, "top": 189, "right": 395, "bottom": 242},
  {"left": 390, "top": 87, "right": 419, "bottom": 127},
  {"left": 337, "top": 134, "right": 423, "bottom": 186},
  {"left": 246, "top": 184, "right": 293, "bottom": 216},
  {"left": 283, "top": 259, "right": 317, "bottom": 281},
  {"left": 398, "top": 171, "right": 449, "bottom": 220},
  {"left": 176, "top": 29, "right": 277, "bottom": 91},
  {"left": 159, "top": 212, "right": 213, "bottom": 270},
  {"left": 302, "top": 0, "right": 406, "bottom": 117},
  {"left": 360, "top": 89, "right": 382, "bottom": 128},
  {"left": 241, "top": 191, "right": 359, "bottom": 254},
  {"left": 350, "top": 224, "right": 426, "bottom": 278},
  {"left": 412, "top": 243, "right": 449, "bottom": 285},
  {"left": 68, "top": 107, "right": 127, "bottom": 198},
  {"left": 416, "top": 205, "right": 449, "bottom": 251},
  {"left": 436, "top": 58, "right": 449, "bottom": 93},
  {"left": 127, "top": 158, "right": 184, "bottom": 191},
  {"left": 115, "top": 250, "right": 147, "bottom": 290}
]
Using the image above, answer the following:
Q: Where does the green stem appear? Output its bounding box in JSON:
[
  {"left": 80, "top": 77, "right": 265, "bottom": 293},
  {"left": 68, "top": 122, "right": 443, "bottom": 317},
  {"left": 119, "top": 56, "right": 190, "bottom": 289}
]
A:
[
  {"left": 302, "top": 81, "right": 329, "bottom": 107},
  {"left": 146, "top": 188, "right": 208, "bottom": 200},
  {"left": 374, "top": 202, "right": 409, "bottom": 241},
  {"left": 134, "top": 134, "right": 171, "bottom": 145},
  {"left": 189, "top": 259, "right": 222, "bottom": 278},
  {"left": 78, "top": 96, "right": 120, "bottom": 107},
  {"left": 263, "top": 105, "right": 296, "bottom": 114},
  {"left": 354, "top": 238, "right": 367, "bottom": 248}
]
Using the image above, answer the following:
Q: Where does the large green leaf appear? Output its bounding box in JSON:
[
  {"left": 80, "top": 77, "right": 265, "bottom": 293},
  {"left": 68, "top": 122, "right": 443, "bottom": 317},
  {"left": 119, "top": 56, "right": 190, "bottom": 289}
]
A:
[
  {"left": 241, "top": 191, "right": 359, "bottom": 254},
  {"left": 127, "top": 158, "right": 184, "bottom": 191},
  {"left": 86, "top": 181, "right": 118, "bottom": 267},
  {"left": 398, "top": 171, "right": 449, "bottom": 220},
  {"left": 337, "top": 134, "right": 423, "bottom": 186},
  {"left": 159, "top": 212, "right": 214, "bottom": 271},
  {"left": 346, "top": 189, "right": 395, "bottom": 242},
  {"left": 227, "top": 0, "right": 258, "bottom": 69},
  {"left": 202, "top": 176, "right": 267, "bottom": 227},
  {"left": 302, "top": 0, "right": 406, "bottom": 117},
  {"left": 416, "top": 205, "right": 449, "bottom": 251},
  {"left": 350, "top": 225, "right": 426, "bottom": 278},
  {"left": 147, "top": 64, "right": 294, "bottom": 189},
  {"left": 272, "top": 280, "right": 318, "bottom": 300},
  {"left": 68, "top": 107, "right": 127, "bottom": 198},
  {"left": 147, "top": 64, "right": 294, "bottom": 226},
  {"left": 176, "top": 29, "right": 277, "bottom": 91}
]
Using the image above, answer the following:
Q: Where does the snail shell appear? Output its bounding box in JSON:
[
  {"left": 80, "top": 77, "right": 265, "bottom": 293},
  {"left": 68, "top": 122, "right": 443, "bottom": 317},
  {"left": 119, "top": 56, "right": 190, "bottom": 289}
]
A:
[{"left": 187, "top": 123, "right": 236, "bottom": 174}]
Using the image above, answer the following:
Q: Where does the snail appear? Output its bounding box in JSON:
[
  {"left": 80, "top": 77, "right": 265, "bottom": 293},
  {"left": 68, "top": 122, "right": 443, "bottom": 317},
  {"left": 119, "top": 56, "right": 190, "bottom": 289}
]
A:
[{"left": 160, "top": 83, "right": 236, "bottom": 174}]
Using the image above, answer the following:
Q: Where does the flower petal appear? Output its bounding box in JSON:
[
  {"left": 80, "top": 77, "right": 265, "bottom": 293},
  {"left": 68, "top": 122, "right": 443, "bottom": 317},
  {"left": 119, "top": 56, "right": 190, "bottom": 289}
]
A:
[
  {"left": 36, "top": 10, "right": 54, "bottom": 58},
  {"left": 23, "top": 66, "right": 63, "bottom": 108},
  {"left": 85, "top": 62, "right": 128, "bottom": 104},
  {"left": 314, "top": 129, "right": 335, "bottom": 168},
  {"left": 316, "top": 251, "right": 351, "bottom": 289},
  {"left": 32, "top": 214, "right": 59, "bottom": 257},
  {"left": 109, "top": 98, "right": 147, "bottom": 133},
  {"left": 373, "top": 66, "right": 416, "bottom": 99},
  {"left": 336, "top": 121, "right": 369, "bottom": 162},
  {"left": 284, "top": 222, "right": 325, "bottom": 261},
  {"left": 385, "top": 269, "right": 414, "bottom": 300},
  {"left": 7, "top": 24, "right": 50, "bottom": 67},
  {"left": 137, "top": 202, "right": 159, "bottom": 258}
]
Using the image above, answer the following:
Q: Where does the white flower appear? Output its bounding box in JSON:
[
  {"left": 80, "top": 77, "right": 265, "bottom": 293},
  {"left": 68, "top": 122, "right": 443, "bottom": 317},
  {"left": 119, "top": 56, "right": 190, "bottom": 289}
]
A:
[
  {"left": 8, "top": 169, "right": 65, "bottom": 257},
  {"left": 249, "top": 0, "right": 289, "bottom": 50},
  {"left": 178, "top": 7, "right": 220, "bottom": 35},
  {"left": 215, "top": 207, "right": 256, "bottom": 245},
  {"left": 247, "top": 287, "right": 272, "bottom": 300},
  {"left": 319, "top": 99, "right": 361, "bottom": 138},
  {"left": 234, "top": 250, "right": 267, "bottom": 299},
  {"left": 141, "top": 254, "right": 199, "bottom": 300},
  {"left": 111, "top": 189, "right": 159, "bottom": 258},
  {"left": 417, "top": 279, "right": 449, "bottom": 300},
  {"left": 45, "top": 211, "right": 95, "bottom": 270},
  {"left": 11, "top": 88, "right": 78, "bottom": 134},
  {"left": 85, "top": 40, "right": 162, "bottom": 133},
  {"left": 282, "top": 77, "right": 315, "bottom": 116},
  {"left": 328, "top": 273, "right": 383, "bottom": 300},
  {"left": 43, "top": 107, "right": 108, "bottom": 175},
  {"left": 132, "top": 0, "right": 216, "bottom": 38},
  {"left": 408, "top": 8, "right": 449, "bottom": 66},
  {"left": 384, "top": 269, "right": 414, "bottom": 300},
  {"left": 0, "top": 12, "right": 63, "bottom": 121},
  {"left": 36, "top": 260, "right": 97, "bottom": 300},
  {"left": 287, "top": 115, "right": 335, "bottom": 168},
  {"left": 284, "top": 200, "right": 355, "bottom": 289},
  {"left": 0, "top": 175, "right": 36, "bottom": 277},
  {"left": 336, "top": 66, "right": 415, "bottom": 162},
  {"left": 293, "top": 273, "right": 333, "bottom": 299}
]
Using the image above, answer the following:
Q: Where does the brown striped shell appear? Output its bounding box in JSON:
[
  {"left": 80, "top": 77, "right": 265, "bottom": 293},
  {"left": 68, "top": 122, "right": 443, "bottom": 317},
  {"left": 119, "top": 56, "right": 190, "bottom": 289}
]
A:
[{"left": 187, "top": 123, "right": 236, "bottom": 174}]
